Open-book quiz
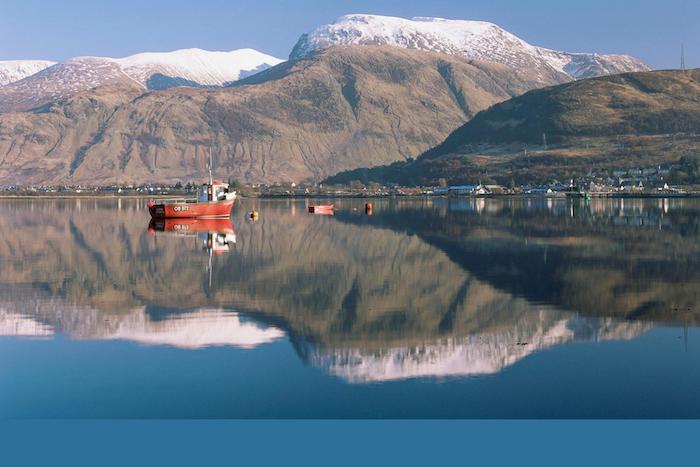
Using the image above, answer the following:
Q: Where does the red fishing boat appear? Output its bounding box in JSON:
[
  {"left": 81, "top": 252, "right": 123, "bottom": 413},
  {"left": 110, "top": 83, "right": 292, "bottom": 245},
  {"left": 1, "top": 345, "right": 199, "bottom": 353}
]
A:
[{"left": 148, "top": 179, "right": 236, "bottom": 219}]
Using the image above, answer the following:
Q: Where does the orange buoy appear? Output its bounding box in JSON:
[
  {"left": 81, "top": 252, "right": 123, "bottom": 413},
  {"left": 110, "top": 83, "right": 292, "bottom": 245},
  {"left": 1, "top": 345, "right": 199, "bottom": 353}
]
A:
[{"left": 365, "top": 202, "right": 373, "bottom": 215}]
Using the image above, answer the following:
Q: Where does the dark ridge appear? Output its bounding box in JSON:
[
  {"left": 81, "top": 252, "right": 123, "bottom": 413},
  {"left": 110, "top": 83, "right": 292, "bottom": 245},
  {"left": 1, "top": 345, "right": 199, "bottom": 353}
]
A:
[
  {"left": 437, "top": 61, "right": 471, "bottom": 118},
  {"left": 146, "top": 73, "right": 213, "bottom": 90}
]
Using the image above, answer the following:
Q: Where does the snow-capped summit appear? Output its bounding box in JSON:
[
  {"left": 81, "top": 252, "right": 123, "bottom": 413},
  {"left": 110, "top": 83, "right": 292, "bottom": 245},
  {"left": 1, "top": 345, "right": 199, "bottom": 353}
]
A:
[
  {"left": 0, "top": 60, "right": 56, "bottom": 86},
  {"left": 114, "top": 47, "right": 284, "bottom": 88},
  {"left": 290, "top": 14, "right": 650, "bottom": 81},
  {"left": 0, "top": 48, "right": 284, "bottom": 113}
]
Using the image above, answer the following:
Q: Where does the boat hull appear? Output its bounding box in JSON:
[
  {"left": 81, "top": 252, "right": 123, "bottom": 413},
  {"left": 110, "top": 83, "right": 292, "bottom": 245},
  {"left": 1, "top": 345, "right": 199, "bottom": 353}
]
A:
[
  {"left": 308, "top": 205, "right": 334, "bottom": 214},
  {"left": 148, "top": 199, "right": 235, "bottom": 218}
]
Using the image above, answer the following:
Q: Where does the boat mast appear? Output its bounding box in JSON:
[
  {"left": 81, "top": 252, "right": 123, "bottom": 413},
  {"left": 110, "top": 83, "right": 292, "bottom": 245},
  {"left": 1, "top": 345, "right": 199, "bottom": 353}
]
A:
[{"left": 208, "top": 147, "right": 214, "bottom": 186}]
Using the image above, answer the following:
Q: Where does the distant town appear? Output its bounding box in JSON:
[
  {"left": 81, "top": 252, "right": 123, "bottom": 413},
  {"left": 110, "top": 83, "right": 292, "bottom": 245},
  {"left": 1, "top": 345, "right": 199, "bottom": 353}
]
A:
[{"left": 1, "top": 162, "right": 698, "bottom": 198}]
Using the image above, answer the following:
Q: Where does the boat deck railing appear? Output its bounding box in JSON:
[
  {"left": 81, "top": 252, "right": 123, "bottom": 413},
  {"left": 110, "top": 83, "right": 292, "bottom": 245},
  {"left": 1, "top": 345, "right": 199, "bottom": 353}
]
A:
[{"left": 151, "top": 197, "right": 198, "bottom": 204}]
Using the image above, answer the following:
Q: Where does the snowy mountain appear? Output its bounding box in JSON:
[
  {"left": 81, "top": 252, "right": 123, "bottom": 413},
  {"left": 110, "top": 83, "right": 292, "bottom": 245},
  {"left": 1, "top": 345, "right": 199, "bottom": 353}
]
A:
[
  {"left": 114, "top": 48, "right": 284, "bottom": 88},
  {"left": 290, "top": 14, "right": 650, "bottom": 81},
  {"left": 0, "top": 46, "right": 559, "bottom": 182},
  {"left": 0, "top": 60, "right": 56, "bottom": 86},
  {"left": 0, "top": 57, "right": 134, "bottom": 113},
  {"left": 0, "top": 48, "right": 284, "bottom": 112}
]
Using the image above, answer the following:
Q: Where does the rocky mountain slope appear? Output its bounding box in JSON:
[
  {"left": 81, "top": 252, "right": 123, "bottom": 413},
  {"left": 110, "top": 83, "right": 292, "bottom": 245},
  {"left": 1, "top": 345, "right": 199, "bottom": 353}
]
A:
[
  {"left": 0, "top": 46, "right": 557, "bottom": 185},
  {"left": 0, "top": 48, "right": 283, "bottom": 113},
  {"left": 0, "top": 59, "right": 56, "bottom": 86},
  {"left": 290, "top": 14, "right": 650, "bottom": 82},
  {"left": 327, "top": 68, "right": 700, "bottom": 186}
]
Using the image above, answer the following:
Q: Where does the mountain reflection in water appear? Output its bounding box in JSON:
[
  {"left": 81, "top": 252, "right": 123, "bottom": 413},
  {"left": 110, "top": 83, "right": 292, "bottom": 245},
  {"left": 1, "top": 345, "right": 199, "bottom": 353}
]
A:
[{"left": 0, "top": 197, "right": 697, "bottom": 384}]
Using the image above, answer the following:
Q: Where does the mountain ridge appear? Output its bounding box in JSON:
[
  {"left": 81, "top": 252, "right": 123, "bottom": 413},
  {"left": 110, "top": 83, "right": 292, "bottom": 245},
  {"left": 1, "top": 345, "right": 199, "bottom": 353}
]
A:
[
  {"left": 0, "top": 48, "right": 283, "bottom": 113},
  {"left": 0, "top": 46, "right": 558, "bottom": 185},
  {"left": 290, "top": 14, "right": 650, "bottom": 81}
]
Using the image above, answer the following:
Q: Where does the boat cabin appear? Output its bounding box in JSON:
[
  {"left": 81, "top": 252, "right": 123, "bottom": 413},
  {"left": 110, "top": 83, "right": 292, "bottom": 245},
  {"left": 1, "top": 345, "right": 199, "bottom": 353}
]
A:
[{"left": 198, "top": 180, "right": 234, "bottom": 203}]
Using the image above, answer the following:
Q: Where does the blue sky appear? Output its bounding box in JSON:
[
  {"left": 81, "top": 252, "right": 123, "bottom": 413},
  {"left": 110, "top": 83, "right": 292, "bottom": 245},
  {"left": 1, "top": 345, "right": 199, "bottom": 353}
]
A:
[{"left": 2, "top": 0, "right": 696, "bottom": 69}]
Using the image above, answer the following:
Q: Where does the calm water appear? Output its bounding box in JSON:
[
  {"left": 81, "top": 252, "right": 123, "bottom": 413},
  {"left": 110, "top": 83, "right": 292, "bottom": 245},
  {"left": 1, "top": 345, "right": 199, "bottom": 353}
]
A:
[{"left": 0, "top": 196, "right": 699, "bottom": 418}]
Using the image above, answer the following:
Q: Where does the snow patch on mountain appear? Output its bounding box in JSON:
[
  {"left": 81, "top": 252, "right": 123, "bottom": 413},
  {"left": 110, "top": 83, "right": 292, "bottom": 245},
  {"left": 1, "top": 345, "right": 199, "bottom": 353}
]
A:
[
  {"left": 0, "top": 60, "right": 56, "bottom": 86},
  {"left": 290, "top": 14, "right": 650, "bottom": 81},
  {"left": 115, "top": 48, "right": 284, "bottom": 87}
]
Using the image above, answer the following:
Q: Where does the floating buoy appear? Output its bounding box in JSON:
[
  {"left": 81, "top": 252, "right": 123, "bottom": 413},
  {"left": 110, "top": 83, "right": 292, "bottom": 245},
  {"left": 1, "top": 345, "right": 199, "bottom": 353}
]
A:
[
  {"left": 249, "top": 210, "right": 259, "bottom": 221},
  {"left": 365, "top": 202, "right": 373, "bottom": 215}
]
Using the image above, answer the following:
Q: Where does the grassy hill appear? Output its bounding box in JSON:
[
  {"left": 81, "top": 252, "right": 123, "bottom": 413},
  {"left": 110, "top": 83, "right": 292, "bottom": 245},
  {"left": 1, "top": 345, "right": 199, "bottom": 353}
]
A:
[{"left": 327, "top": 68, "right": 700, "bottom": 186}]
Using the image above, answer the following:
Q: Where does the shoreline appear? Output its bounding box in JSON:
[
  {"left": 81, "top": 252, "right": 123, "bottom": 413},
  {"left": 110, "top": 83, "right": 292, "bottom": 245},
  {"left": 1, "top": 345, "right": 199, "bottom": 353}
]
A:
[
  {"left": 1, "top": 192, "right": 699, "bottom": 200},
  {"left": 0, "top": 194, "right": 184, "bottom": 199}
]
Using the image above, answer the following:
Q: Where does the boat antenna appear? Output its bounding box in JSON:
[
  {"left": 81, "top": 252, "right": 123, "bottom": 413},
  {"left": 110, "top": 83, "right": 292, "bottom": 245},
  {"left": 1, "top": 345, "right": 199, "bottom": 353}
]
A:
[
  {"left": 681, "top": 43, "right": 686, "bottom": 71},
  {"left": 208, "top": 147, "right": 214, "bottom": 185}
]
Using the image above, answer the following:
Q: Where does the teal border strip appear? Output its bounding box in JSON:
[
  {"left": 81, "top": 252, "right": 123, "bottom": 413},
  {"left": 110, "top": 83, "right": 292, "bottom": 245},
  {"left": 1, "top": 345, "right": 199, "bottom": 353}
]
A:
[{"left": 1, "top": 420, "right": 693, "bottom": 466}]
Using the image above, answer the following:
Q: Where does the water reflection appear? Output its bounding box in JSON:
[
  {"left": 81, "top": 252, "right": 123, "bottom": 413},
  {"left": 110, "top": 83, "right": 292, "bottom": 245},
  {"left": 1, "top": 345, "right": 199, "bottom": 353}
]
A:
[
  {"left": 148, "top": 218, "right": 237, "bottom": 254},
  {"left": 0, "top": 284, "right": 283, "bottom": 349},
  {"left": 305, "top": 317, "right": 650, "bottom": 383},
  {"left": 337, "top": 196, "right": 700, "bottom": 325},
  {"left": 0, "top": 198, "right": 697, "bottom": 383}
]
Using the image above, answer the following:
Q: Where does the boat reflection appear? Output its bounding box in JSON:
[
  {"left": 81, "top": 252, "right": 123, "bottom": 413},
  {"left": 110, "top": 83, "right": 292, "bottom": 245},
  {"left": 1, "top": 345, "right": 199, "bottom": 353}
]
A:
[{"left": 148, "top": 217, "right": 236, "bottom": 254}]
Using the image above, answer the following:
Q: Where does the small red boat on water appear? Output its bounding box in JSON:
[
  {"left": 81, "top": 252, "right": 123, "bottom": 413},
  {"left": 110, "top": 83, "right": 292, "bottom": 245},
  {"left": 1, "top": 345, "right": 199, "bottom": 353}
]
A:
[
  {"left": 308, "top": 204, "right": 334, "bottom": 215},
  {"left": 148, "top": 179, "right": 236, "bottom": 219}
]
